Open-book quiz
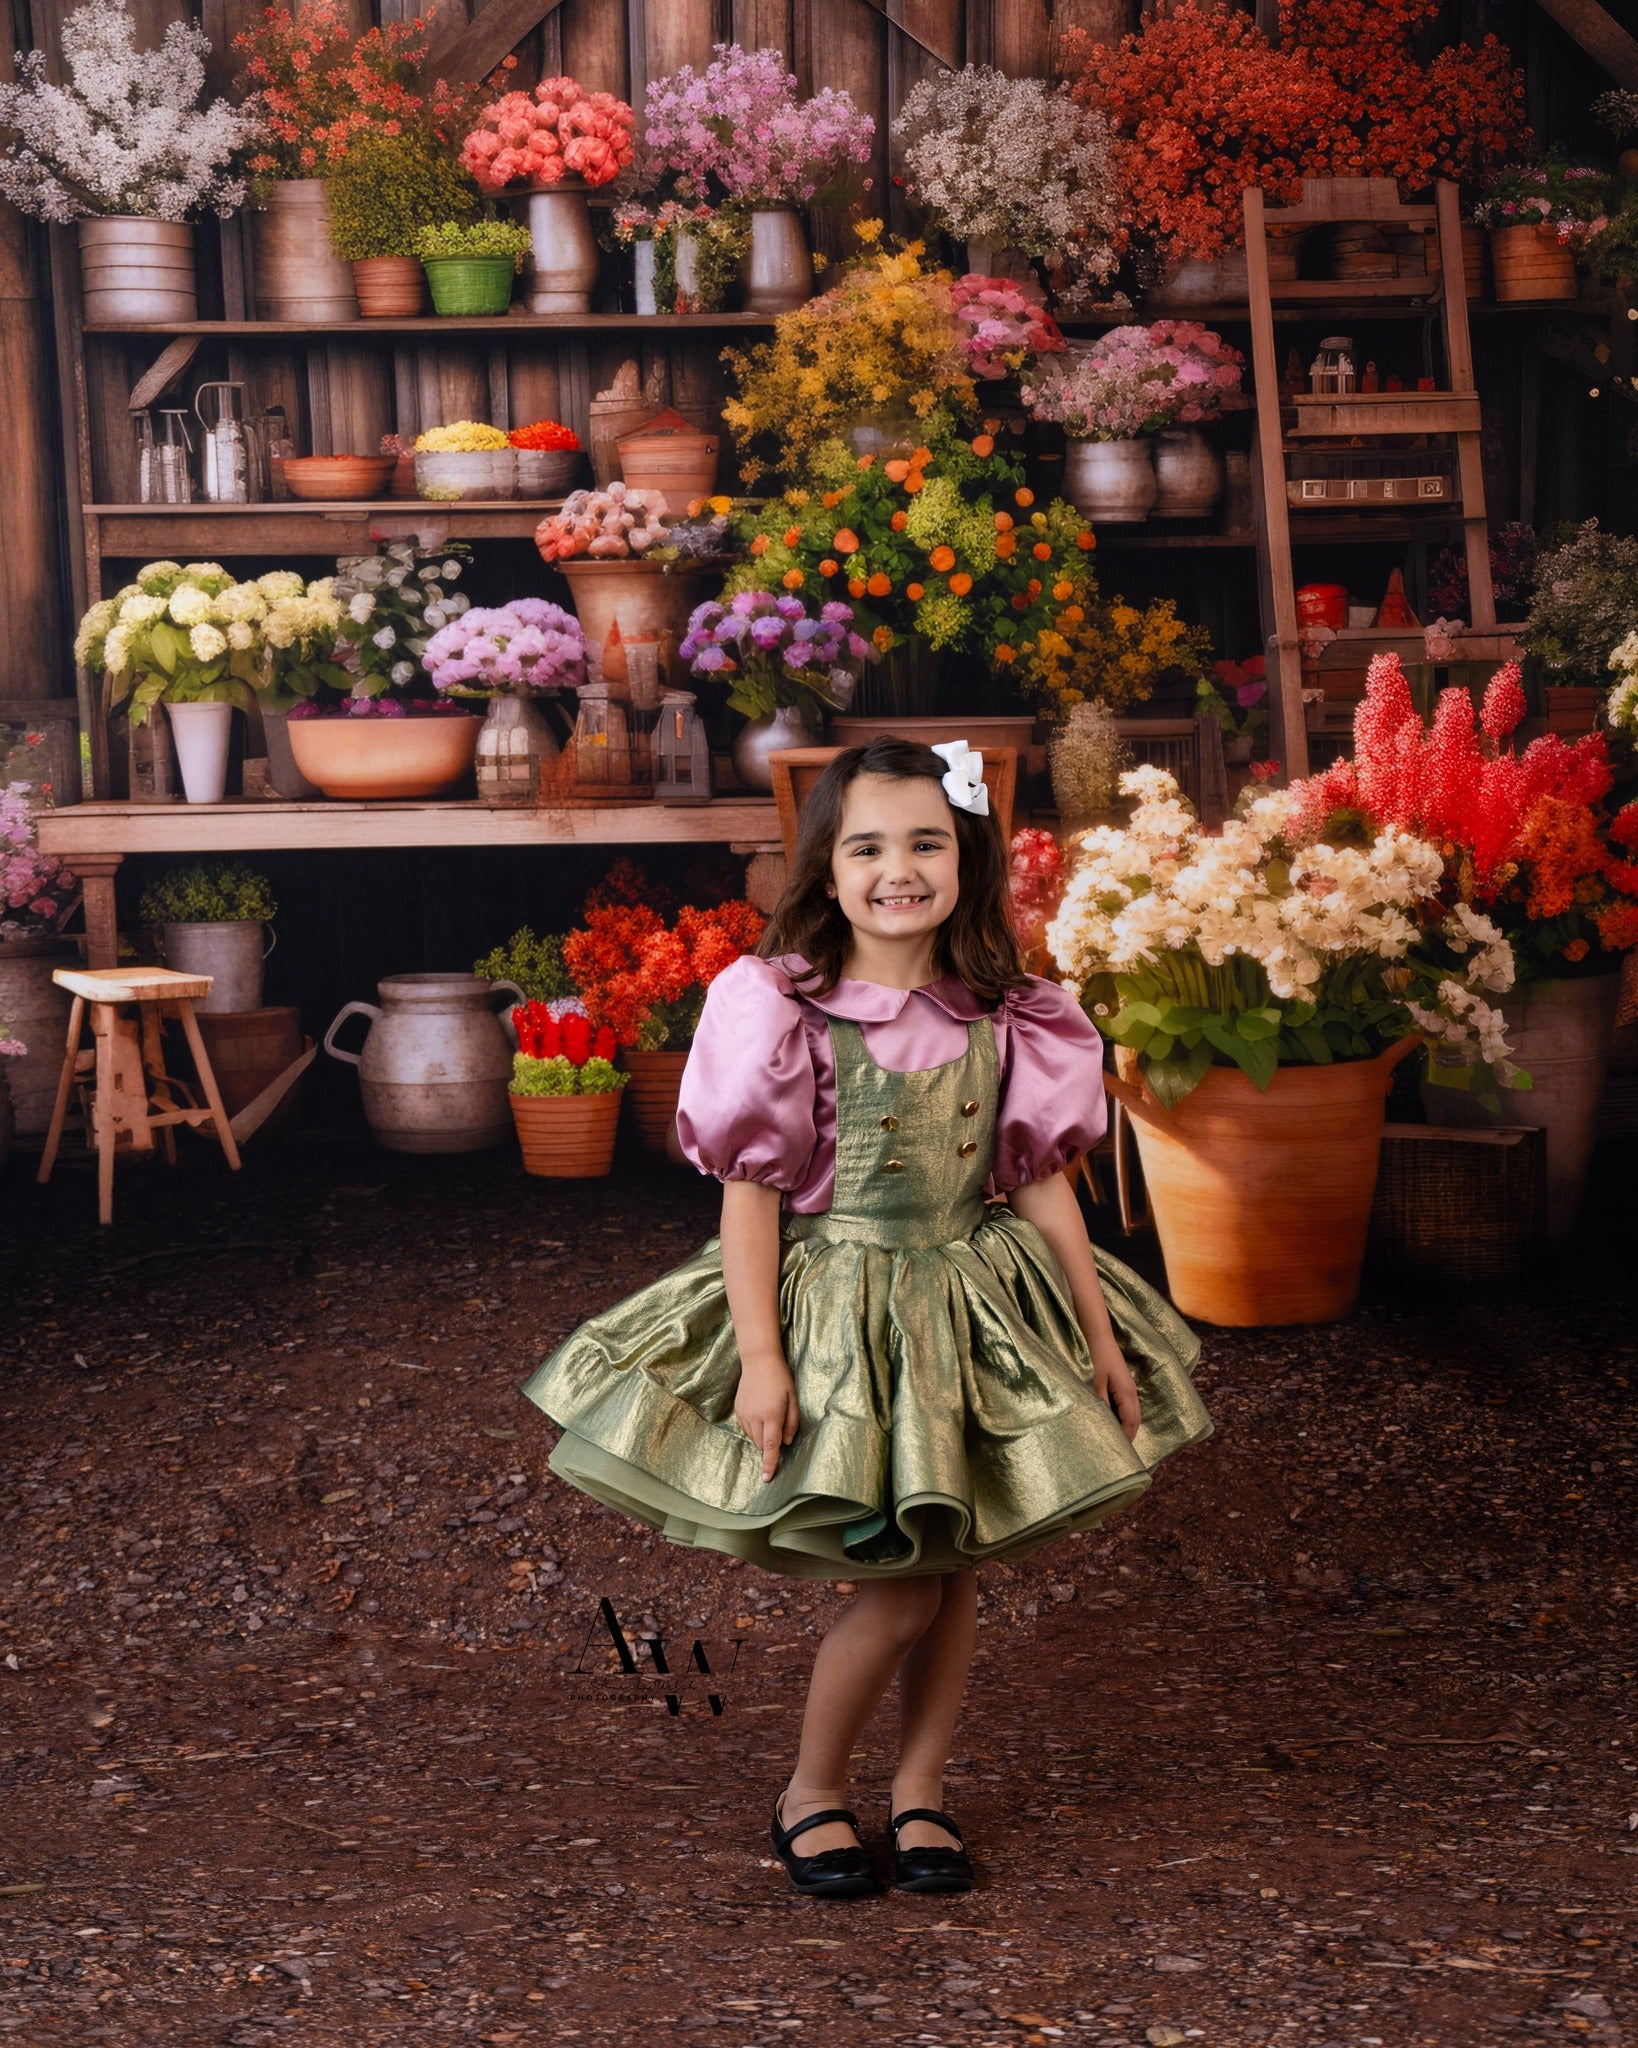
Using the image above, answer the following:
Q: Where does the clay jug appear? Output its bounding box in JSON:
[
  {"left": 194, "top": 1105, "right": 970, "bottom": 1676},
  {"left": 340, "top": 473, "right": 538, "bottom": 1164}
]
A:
[{"left": 324, "top": 972, "right": 525, "bottom": 1152}]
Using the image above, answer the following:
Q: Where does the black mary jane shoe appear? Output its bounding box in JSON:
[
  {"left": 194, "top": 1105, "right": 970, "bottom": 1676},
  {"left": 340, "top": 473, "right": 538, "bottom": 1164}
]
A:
[
  {"left": 770, "top": 1792, "right": 878, "bottom": 1897},
  {"left": 889, "top": 1806, "right": 975, "bottom": 1893}
]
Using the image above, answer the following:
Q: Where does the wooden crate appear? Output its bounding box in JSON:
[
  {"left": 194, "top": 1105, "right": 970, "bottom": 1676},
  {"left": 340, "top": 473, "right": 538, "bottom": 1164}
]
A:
[
  {"left": 1366, "top": 1123, "right": 1545, "bottom": 1287},
  {"left": 1287, "top": 391, "right": 1482, "bottom": 437}
]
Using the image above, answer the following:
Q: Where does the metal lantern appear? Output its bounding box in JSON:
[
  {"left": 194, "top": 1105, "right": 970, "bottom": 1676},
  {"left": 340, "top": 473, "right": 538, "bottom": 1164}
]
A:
[
  {"left": 1308, "top": 335, "right": 1357, "bottom": 396},
  {"left": 565, "top": 681, "right": 652, "bottom": 800},
  {"left": 654, "top": 689, "right": 712, "bottom": 805}
]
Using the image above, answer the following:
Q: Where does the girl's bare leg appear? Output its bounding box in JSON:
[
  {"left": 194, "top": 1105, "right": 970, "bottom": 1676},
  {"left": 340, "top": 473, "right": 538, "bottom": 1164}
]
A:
[
  {"left": 777, "top": 1576, "right": 944, "bottom": 1854},
  {"left": 890, "top": 1568, "right": 979, "bottom": 1850}
]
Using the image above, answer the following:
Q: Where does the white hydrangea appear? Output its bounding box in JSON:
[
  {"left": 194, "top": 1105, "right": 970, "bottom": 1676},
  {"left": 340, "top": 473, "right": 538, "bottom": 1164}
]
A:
[
  {"left": 167, "top": 585, "right": 211, "bottom": 626},
  {"left": 0, "top": 1, "right": 261, "bottom": 224},
  {"left": 257, "top": 570, "right": 305, "bottom": 601},
  {"left": 226, "top": 620, "right": 255, "bottom": 652},
  {"left": 188, "top": 623, "right": 226, "bottom": 661}
]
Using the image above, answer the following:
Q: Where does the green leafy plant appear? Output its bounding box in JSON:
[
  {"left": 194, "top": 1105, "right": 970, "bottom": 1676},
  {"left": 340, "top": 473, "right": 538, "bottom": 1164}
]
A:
[
  {"left": 474, "top": 926, "right": 575, "bottom": 1002},
  {"left": 1523, "top": 519, "right": 1638, "bottom": 687},
  {"left": 413, "top": 217, "right": 531, "bottom": 269},
  {"left": 509, "top": 1052, "right": 625, "bottom": 1096},
  {"left": 139, "top": 859, "right": 276, "bottom": 925},
  {"left": 327, "top": 130, "right": 482, "bottom": 261}
]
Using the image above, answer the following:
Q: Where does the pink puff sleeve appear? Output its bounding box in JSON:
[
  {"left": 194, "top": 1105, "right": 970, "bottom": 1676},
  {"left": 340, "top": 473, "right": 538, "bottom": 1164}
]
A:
[
  {"left": 991, "top": 975, "right": 1109, "bottom": 1191},
  {"left": 675, "top": 954, "right": 819, "bottom": 1190}
]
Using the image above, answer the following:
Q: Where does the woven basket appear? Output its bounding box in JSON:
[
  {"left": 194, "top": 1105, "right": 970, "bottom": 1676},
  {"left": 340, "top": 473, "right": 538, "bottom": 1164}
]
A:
[
  {"left": 424, "top": 255, "right": 516, "bottom": 316},
  {"left": 1366, "top": 1122, "right": 1544, "bottom": 1287}
]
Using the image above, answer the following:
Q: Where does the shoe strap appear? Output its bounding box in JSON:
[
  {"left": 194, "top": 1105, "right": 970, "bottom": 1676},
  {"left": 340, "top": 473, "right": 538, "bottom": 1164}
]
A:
[
  {"left": 779, "top": 1805, "right": 860, "bottom": 1847},
  {"left": 890, "top": 1806, "right": 963, "bottom": 1843}
]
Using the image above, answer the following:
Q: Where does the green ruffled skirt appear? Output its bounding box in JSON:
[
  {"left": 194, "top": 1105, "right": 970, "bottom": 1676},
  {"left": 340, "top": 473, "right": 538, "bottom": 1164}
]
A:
[{"left": 522, "top": 1204, "right": 1211, "bottom": 1581}]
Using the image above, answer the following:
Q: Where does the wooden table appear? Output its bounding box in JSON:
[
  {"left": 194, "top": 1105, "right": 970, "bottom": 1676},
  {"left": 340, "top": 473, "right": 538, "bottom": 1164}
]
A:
[{"left": 38, "top": 798, "right": 786, "bottom": 969}]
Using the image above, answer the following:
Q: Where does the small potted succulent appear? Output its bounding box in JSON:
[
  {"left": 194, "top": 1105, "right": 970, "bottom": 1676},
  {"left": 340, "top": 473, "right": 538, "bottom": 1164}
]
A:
[
  {"left": 139, "top": 858, "right": 277, "bottom": 1015},
  {"left": 508, "top": 1002, "right": 628, "bottom": 1176},
  {"left": 413, "top": 217, "right": 532, "bottom": 316},
  {"left": 326, "top": 128, "right": 483, "bottom": 316}
]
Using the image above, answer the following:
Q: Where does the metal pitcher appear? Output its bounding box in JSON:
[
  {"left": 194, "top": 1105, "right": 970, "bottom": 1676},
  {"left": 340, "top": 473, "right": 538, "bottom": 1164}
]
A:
[{"left": 324, "top": 972, "right": 525, "bottom": 1153}]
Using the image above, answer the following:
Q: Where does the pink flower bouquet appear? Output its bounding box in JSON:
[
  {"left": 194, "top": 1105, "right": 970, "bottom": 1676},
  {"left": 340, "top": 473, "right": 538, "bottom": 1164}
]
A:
[
  {"left": 460, "top": 75, "right": 635, "bottom": 195},
  {"left": 423, "top": 599, "right": 588, "bottom": 694},
  {"left": 1022, "top": 321, "right": 1243, "bottom": 440},
  {"left": 950, "top": 275, "right": 1066, "bottom": 379}
]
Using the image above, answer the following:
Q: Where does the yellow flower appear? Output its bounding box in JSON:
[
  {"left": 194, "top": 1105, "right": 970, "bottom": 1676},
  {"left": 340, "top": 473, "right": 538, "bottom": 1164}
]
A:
[{"left": 854, "top": 217, "right": 884, "bottom": 245}]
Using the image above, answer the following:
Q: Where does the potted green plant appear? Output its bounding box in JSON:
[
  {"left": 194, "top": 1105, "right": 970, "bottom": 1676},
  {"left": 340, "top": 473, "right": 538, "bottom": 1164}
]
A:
[
  {"left": 1523, "top": 518, "right": 1638, "bottom": 734},
  {"left": 475, "top": 927, "right": 576, "bottom": 1049},
  {"left": 507, "top": 1004, "right": 628, "bottom": 1177},
  {"left": 413, "top": 217, "right": 531, "bottom": 316},
  {"left": 140, "top": 859, "right": 277, "bottom": 1015},
  {"left": 327, "top": 129, "right": 482, "bottom": 317}
]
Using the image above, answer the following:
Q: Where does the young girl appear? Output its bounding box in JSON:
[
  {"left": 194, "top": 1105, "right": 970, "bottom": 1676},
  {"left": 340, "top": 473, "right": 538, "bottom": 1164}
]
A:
[{"left": 522, "top": 737, "right": 1211, "bottom": 1898}]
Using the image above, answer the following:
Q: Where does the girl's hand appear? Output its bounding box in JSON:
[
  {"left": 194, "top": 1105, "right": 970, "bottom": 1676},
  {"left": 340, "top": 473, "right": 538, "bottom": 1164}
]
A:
[
  {"left": 1092, "top": 1340, "right": 1141, "bottom": 1443},
  {"left": 734, "top": 1359, "right": 801, "bottom": 1483}
]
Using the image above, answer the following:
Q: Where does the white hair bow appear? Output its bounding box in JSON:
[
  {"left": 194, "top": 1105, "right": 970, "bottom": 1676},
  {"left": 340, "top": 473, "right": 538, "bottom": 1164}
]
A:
[{"left": 929, "top": 738, "right": 989, "bottom": 817}]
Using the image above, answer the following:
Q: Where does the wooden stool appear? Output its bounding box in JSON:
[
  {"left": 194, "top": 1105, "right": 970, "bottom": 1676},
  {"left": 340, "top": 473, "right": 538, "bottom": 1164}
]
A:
[{"left": 37, "top": 967, "right": 243, "bottom": 1225}]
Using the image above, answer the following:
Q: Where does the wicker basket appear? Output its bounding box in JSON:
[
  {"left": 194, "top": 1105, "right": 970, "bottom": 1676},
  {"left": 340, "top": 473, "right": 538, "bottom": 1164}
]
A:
[
  {"left": 424, "top": 255, "right": 516, "bottom": 316},
  {"left": 1365, "top": 1122, "right": 1545, "bottom": 1286}
]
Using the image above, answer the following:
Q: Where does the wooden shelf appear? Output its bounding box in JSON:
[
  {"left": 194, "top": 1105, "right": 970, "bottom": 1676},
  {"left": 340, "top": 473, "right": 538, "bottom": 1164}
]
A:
[
  {"left": 1287, "top": 390, "right": 1481, "bottom": 437},
  {"left": 88, "top": 500, "right": 568, "bottom": 553},
  {"left": 83, "top": 312, "right": 779, "bottom": 336}
]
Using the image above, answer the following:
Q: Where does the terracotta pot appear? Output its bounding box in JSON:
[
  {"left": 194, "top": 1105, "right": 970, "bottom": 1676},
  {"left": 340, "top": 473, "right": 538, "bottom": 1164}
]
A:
[
  {"left": 511, "top": 1088, "right": 622, "bottom": 1177},
  {"left": 621, "top": 1048, "right": 688, "bottom": 1152},
  {"left": 287, "top": 712, "right": 479, "bottom": 800},
  {"left": 327, "top": 972, "right": 524, "bottom": 1153},
  {"left": 353, "top": 256, "right": 425, "bottom": 317},
  {"left": 389, "top": 454, "right": 418, "bottom": 499},
  {"left": 554, "top": 560, "right": 713, "bottom": 662},
  {"left": 281, "top": 454, "right": 395, "bottom": 501},
  {"left": 1151, "top": 427, "right": 1223, "bottom": 518},
  {"left": 0, "top": 936, "right": 78, "bottom": 1135},
  {"left": 1106, "top": 1038, "right": 1416, "bottom": 1326},
  {"left": 1420, "top": 972, "right": 1622, "bottom": 1244},
  {"left": 1489, "top": 222, "right": 1576, "bottom": 303},
  {"left": 1063, "top": 437, "right": 1156, "bottom": 522},
  {"left": 251, "top": 179, "right": 357, "bottom": 321},
  {"left": 617, "top": 411, "right": 720, "bottom": 506},
  {"left": 79, "top": 217, "right": 196, "bottom": 324}
]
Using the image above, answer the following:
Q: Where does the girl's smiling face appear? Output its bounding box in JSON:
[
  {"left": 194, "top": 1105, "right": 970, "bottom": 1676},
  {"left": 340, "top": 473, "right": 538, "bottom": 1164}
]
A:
[{"left": 826, "top": 772, "right": 960, "bottom": 957}]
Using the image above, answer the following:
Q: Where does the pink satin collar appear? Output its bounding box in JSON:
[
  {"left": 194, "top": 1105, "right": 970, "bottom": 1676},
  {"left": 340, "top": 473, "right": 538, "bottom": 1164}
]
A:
[{"left": 773, "top": 952, "right": 993, "bottom": 1025}]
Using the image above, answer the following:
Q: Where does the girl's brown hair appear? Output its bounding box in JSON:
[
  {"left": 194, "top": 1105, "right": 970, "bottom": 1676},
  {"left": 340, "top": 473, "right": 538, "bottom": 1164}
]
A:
[{"left": 756, "top": 737, "right": 1028, "bottom": 1003}]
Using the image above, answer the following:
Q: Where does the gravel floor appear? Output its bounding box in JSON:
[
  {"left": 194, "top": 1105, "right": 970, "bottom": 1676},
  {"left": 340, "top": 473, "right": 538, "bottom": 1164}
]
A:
[{"left": 2, "top": 1123, "right": 1633, "bottom": 2048}]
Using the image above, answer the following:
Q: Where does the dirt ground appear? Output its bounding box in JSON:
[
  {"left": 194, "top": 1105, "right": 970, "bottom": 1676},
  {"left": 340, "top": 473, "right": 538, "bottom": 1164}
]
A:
[{"left": 1, "top": 1119, "right": 1633, "bottom": 2048}]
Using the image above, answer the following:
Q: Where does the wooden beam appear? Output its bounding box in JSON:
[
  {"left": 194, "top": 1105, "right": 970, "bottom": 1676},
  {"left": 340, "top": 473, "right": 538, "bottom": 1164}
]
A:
[
  {"left": 1533, "top": 0, "right": 1638, "bottom": 87},
  {"left": 420, "top": 0, "right": 568, "bottom": 87}
]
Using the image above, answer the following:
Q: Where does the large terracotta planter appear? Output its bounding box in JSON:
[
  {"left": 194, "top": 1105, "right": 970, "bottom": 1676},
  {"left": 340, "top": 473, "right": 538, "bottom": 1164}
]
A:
[
  {"left": 511, "top": 1089, "right": 622, "bottom": 1176},
  {"left": 1489, "top": 222, "right": 1576, "bottom": 303},
  {"left": 621, "top": 1048, "right": 688, "bottom": 1152},
  {"left": 287, "top": 712, "right": 479, "bottom": 800},
  {"left": 1420, "top": 972, "right": 1622, "bottom": 1244},
  {"left": 1106, "top": 1038, "right": 1416, "bottom": 1326},
  {"left": 554, "top": 560, "right": 713, "bottom": 662}
]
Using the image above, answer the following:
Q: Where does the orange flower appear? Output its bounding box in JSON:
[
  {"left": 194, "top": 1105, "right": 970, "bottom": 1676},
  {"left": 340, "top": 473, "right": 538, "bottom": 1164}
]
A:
[
  {"left": 929, "top": 544, "right": 956, "bottom": 572},
  {"left": 1052, "top": 579, "right": 1073, "bottom": 601},
  {"left": 821, "top": 489, "right": 844, "bottom": 509},
  {"left": 1075, "top": 530, "right": 1095, "bottom": 551},
  {"left": 884, "top": 458, "right": 910, "bottom": 483},
  {"left": 906, "top": 582, "right": 925, "bottom": 600},
  {"left": 971, "top": 434, "right": 994, "bottom": 457},
  {"left": 949, "top": 572, "right": 972, "bottom": 597},
  {"left": 783, "top": 526, "right": 802, "bottom": 548},
  {"left": 1015, "top": 487, "right": 1035, "bottom": 507},
  {"left": 890, "top": 509, "right": 908, "bottom": 531},
  {"left": 781, "top": 568, "right": 804, "bottom": 590},
  {"left": 819, "top": 558, "right": 839, "bottom": 577},
  {"left": 749, "top": 534, "right": 770, "bottom": 557},
  {"left": 910, "top": 445, "right": 932, "bottom": 467},
  {"left": 995, "top": 533, "right": 1016, "bottom": 558},
  {"left": 993, "top": 642, "right": 1016, "bottom": 664},
  {"left": 1062, "top": 604, "right": 1084, "bottom": 624},
  {"left": 856, "top": 454, "right": 875, "bottom": 471},
  {"left": 833, "top": 528, "right": 860, "bottom": 554},
  {"left": 1010, "top": 593, "right": 1030, "bottom": 611},
  {"left": 872, "top": 624, "right": 893, "bottom": 652},
  {"left": 866, "top": 571, "right": 891, "bottom": 598},
  {"left": 848, "top": 577, "right": 867, "bottom": 599},
  {"left": 903, "top": 471, "right": 924, "bottom": 494},
  {"left": 994, "top": 511, "right": 1014, "bottom": 532},
  {"left": 1032, "top": 541, "right": 1052, "bottom": 561},
  {"left": 1027, "top": 578, "right": 1041, "bottom": 596}
]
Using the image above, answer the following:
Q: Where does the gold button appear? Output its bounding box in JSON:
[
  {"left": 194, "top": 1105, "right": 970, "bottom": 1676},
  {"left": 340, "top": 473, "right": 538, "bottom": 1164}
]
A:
[
  {"left": 961, "top": 1099, "right": 980, "bottom": 1116},
  {"left": 958, "top": 1140, "right": 978, "bottom": 1157},
  {"left": 879, "top": 1114, "right": 899, "bottom": 1131},
  {"left": 881, "top": 1158, "right": 905, "bottom": 1173}
]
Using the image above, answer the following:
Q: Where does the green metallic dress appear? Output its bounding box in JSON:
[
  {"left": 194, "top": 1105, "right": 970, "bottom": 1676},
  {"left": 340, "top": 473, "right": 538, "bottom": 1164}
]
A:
[{"left": 521, "top": 1012, "right": 1212, "bottom": 1580}]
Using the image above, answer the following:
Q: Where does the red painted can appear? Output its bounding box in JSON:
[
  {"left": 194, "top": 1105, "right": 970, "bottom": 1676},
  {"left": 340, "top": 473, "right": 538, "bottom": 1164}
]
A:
[{"left": 1295, "top": 583, "right": 1348, "bottom": 630}]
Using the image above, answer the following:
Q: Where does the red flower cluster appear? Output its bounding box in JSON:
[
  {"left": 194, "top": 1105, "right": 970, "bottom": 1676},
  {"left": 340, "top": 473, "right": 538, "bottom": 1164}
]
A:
[
  {"left": 512, "top": 1002, "right": 615, "bottom": 1063},
  {"left": 1008, "top": 827, "right": 1066, "bottom": 957},
  {"left": 1287, "top": 653, "right": 1638, "bottom": 968},
  {"left": 509, "top": 418, "right": 581, "bottom": 452},
  {"left": 563, "top": 899, "right": 766, "bottom": 1048}
]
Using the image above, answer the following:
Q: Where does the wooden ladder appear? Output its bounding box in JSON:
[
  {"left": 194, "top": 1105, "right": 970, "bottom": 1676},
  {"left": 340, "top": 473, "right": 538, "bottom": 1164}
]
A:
[{"left": 1243, "top": 176, "right": 1523, "bottom": 779}]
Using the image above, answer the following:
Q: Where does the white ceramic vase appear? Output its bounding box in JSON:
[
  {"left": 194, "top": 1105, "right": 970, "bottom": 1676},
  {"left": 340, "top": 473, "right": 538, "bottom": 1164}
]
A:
[
  {"left": 522, "top": 182, "right": 599, "bottom": 313},
  {"left": 732, "top": 704, "right": 813, "bottom": 792},
  {"left": 1062, "top": 437, "right": 1157, "bottom": 523},
  {"left": 1151, "top": 427, "right": 1224, "bottom": 518},
  {"left": 165, "top": 700, "right": 234, "bottom": 804},
  {"left": 741, "top": 210, "right": 811, "bottom": 314}
]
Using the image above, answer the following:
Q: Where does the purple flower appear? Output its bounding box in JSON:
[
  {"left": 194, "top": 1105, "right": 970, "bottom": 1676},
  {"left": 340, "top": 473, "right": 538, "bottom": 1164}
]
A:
[{"left": 692, "top": 644, "right": 729, "bottom": 672}]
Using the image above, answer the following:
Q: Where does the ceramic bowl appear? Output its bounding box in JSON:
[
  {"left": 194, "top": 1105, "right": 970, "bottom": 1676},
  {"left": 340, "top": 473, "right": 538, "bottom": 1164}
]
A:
[{"left": 281, "top": 454, "right": 396, "bottom": 501}]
